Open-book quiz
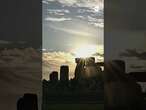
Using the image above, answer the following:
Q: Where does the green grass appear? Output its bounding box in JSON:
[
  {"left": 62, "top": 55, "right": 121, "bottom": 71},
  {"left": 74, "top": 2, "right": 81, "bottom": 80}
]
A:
[{"left": 45, "top": 104, "right": 104, "bottom": 110}]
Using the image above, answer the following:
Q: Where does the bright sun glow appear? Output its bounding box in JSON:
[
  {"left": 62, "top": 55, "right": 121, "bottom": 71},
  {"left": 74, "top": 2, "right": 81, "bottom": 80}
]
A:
[{"left": 73, "top": 45, "right": 97, "bottom": 58}]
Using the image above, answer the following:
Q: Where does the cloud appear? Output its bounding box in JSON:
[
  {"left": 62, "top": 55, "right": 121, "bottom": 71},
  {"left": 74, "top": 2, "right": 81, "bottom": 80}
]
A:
[
  {"left": 87, "top": 16, "right": 97, "bottom": 22},
  {"left": 87, "top": 16, "right": 104, "bottom": 28},
  {"left": 90, "top": 22, "right": 104, "bottom": 28},
  {"left": 76, "top": 15, "right": 85, "bottom": 19},
  {"left": 43, "top": 0, "right": 103, "bottom": 12},
  {"left": 43, "top": 0, "right": 104, "bottom": 28},
  {"left": 45, "top": 17, "right": 72, "bottom": 22},
  {"left": 43, "top": 51, "right": 76, "bottom": 80},
  {"left": 0, "top": 47, "right": 103, "bottom": 81},
  {"left": 0, "top": 48, "right": 41, "bottom": 67},
  {"left": 120, "top": 49, "right": 146, "bottom": 60},
  {"left": 42, "top": 50, "right": 103, "bottom": 80},
  {"left": 119, "top": 49, "right": 146, "bottom": 72},
  {"left": 78, "top": 8, "right": 95, "bottom": 14},
  {"left": 49, "top": 24, "right": 94, "bottom": 37},
  {"left": 47, "top": 9, "right": 70, "bottom": 13},
  {"left": 42, "top": 0, "right": 49, "bottom": 4},
  {"left": 47, "top": 9, "right": 70, "bottom": 16},
  {"left": 0, "top": 48, "right": 42, "bottom": 110},
  {"left": 130, "top": 65, "right": 144, "bottom": 69},
  {"left": 57, "top": 0, "right": 103, "bottom": 11},
  {"left": 93, "top": 52, "right": 103, "bottom": 57},
  {"left": 76, "top": 16, "right": 103, "bottom": 28},
  {"left": 0, "top": 40, "right": 11, "bottom": 44}
]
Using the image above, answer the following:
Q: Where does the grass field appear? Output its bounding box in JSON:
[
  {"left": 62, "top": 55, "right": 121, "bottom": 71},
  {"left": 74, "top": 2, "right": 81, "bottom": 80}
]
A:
[{"left": 45, "top": 104, "right": 104, "bottom": 110}]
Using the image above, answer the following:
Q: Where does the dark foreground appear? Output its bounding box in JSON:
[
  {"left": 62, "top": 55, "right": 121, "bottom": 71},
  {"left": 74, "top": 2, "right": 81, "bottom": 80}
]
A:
[{"left": 46, "top": 104, "right": 104, "bottom": 110}]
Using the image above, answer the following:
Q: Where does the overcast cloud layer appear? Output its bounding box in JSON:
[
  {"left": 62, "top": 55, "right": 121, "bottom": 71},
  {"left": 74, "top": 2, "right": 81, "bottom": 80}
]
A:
[{"left": 43, "top": 0, "right": 104, "bottom": 51}]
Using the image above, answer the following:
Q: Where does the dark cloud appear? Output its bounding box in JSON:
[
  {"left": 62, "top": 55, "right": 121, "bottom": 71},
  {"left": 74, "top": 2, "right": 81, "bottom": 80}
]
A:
[
  {"left": 93, "top": 52, "right": 103, "bottom": 57},
  {"left": 43, "top": 51, "right": 76, "bottom": 80},
  {"left": 105, "top": 0, "right": 146, "bottom": 30},
  {"left": 0, "top": 48, "right": 42, "bottom": 110},
  {"left": 0, "top": 0, "right": 41, "bottom": 48},
  {"left": 130, "top": 65, "right": 144, "bottom": 69},
  {"left": 120, "top": 49, "right": 146, "bottom": 60},
  {"left": 0, "top": 1, "right": 42, "bottom": 110},
  {"left": 0, "top": 48, "right": 41, "bottom": 63},
  {"left": 105, "top": 0, "right": 146, "bottom": 64},
  {"left": 43, "top": 0, "right": 103, "bottom": 26}
]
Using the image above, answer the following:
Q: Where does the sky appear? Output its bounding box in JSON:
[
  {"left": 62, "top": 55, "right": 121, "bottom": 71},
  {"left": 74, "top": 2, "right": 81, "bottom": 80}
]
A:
[
  {"left": 105, "top": 0, "right": 146, "bottom": 73},
  {"left": 0, "top": 0, "right": 41, "bottom": 48},
  {"left": 0, "top": 1, "right": 42, "bottom": 110},
  {"left": 0, "top": 0, "right": 146, "bottom": 79},
  {"left": 0, "top": 1, "right": 146, "bottom": 109},
  {"left": 104, "top": 0, "right": 146, "bottom": 91},
  {"left": 0, "top": 0, "right": 145, "bottom": 80},
  {"left": 0, "top": 2, "right": 104, "bottom": 109},
  {"left": 42, "top": 0, "right": 104, "bottom": 80}
]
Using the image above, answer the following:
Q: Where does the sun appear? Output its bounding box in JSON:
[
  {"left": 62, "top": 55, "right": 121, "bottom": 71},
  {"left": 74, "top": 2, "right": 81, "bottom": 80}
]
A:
[{"left": 73, "top": 44, "right": 97, "bottom": 58}]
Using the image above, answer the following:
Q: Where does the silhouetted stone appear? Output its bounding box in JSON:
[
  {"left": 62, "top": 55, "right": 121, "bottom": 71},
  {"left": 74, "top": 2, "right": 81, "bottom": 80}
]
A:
[
  {"left": 43, "top": 57, "right": 146, "bottom": 110},
  {"left": 17, "top": 93, "right": 38, "bottom": 110},
  {"left": 42, "top": 57, "right": 105, "bottom": 106},
  {"left": 84, "top": 57, "right": 102, "bottom": 78},
  {"left": 17, "top": 97, "right": 24, "bottom": 110},
  {"left": 60, "top": 65, "right": 69, "bottom": 81},
  {"left": 75, "top": 58, "right": 85, "bottom": 80},
  {"left": 104, "top": 60, "right": 144, "bottom": 110},
  {"left": 85, "top": 57, "right": 95, "bottom": 66},
  {"left": 105, "top": 60, "right": 126, "bottom": 74},
  {"left": 95, "top": 62, "right": 104, "bottom": 66},
  {"left": 50, "top": 71, "right": 58, "bottom": 82},
  {"left": 129, "top": 72, "right": 146, "bottom": 82},
  {"left": 104, "top": 60, "right": 126, "bottom": 82}
]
